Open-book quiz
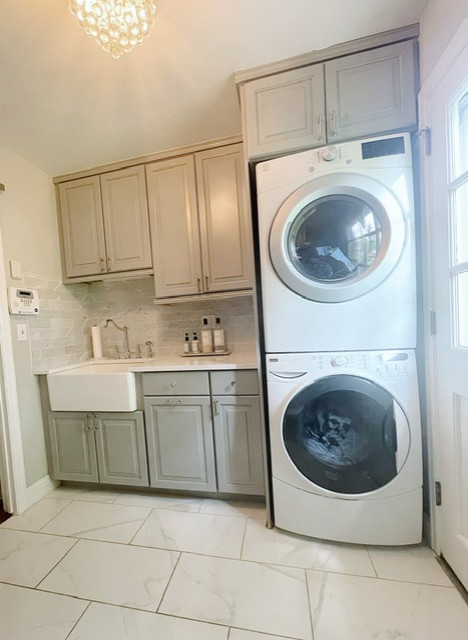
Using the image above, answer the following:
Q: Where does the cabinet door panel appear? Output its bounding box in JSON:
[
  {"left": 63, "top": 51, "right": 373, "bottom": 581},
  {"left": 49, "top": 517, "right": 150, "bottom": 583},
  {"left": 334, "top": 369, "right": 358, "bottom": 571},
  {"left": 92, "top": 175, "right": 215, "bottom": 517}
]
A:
[
  {"left": 146, "top": 157, "right": 203, "bottom": 298},
  {"left": 58, "top": 177, "right": 106, "bottom": 278},
  {"left": 196, "top": 144, "right": 254, "bottom": 292},
  {"left": 48, "top": 412, "right": 98, "bottom": 482},
  {"left": 100, "top": 167, "right": 152, "bottom": 273},
  {"left": 213, "top": 396, "right": 264, "bottom": 495},
  {"left": 242, "top": 65, "right": 326, "bottom": 159},
  {"left": 94, "top": 412, "right": 149, "bottom": 486},
  {"left": 325, "top": 40, "right": 416, "bottom": 141},
  {"left": 144, "top": 397, "right": 216, "bottom": 491}
]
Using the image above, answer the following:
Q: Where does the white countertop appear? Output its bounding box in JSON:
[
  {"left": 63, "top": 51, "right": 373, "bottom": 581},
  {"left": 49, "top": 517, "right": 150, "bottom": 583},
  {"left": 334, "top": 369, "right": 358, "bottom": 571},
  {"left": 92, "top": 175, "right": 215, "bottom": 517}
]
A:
[{"left": 36, "top": 351, "right": 258, "bottom": 375}]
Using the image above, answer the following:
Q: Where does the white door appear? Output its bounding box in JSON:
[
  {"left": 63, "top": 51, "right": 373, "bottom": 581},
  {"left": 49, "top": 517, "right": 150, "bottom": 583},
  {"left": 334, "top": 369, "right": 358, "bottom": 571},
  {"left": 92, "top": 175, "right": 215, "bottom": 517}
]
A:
[{"left": 420, "top": 20, "right": 468, "bottom": 590}]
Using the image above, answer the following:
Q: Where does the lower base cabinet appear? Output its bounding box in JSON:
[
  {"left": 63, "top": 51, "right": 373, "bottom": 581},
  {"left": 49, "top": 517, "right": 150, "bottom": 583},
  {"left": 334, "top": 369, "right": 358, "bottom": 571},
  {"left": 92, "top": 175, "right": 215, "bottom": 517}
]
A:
[
  {"left": 48, "top": 411, "right": 149, "bottom": 486},
  {"left": 213, "top": 395, "right": 263, "bottom": 495},
  {"left": 143, "top": 370, "right": 265, "bottom": 495},
  {"left": 144, "top": 396, "right": 217, "bottom": 492}
]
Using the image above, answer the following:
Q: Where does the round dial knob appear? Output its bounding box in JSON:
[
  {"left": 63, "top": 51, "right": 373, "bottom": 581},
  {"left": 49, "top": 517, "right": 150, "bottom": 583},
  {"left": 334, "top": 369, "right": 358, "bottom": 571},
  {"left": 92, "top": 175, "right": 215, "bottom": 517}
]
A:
[
  {"left": 321, "top": 146, "right": 338, "bottom": 162},
  {"left": 331, "top": 355, "right": 348, "bottom": 367}
]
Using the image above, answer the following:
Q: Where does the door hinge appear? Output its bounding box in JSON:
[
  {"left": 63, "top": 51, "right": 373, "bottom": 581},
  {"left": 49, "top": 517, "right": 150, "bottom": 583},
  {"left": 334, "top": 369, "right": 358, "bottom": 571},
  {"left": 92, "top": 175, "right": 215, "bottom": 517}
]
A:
[
  {"left": 430, "top": 311, "right": 437, "bottom": 335},
  {"left": 435, "top": 481, "right": 442, "bottom": 506},
  {"left": 418, "top": 126, "right": 432, "bottom": 156}
]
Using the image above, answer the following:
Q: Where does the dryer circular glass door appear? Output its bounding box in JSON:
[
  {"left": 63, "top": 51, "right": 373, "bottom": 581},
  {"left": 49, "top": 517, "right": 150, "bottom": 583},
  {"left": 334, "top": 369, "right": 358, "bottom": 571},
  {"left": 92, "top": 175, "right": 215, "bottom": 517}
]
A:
[
  {"left": 282, "top": 374, "right": 410, "bottom": 494},
  {"left": 269, "top": 173, "right": 407, "bottom": 302}
]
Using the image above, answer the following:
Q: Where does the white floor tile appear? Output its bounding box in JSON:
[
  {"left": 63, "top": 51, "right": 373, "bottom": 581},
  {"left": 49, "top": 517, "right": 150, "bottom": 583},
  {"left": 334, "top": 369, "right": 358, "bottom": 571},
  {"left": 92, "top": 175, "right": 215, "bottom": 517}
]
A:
[
  {"left": 0, "top": 582, "right": 87, "bottom": 640},
  {"left": 307, "top": 570, "right": 468, "bottom": 640},
  {"left": 0, "top": 498, "right": 71, "bottom": 532},
  {"left": 229, "top": 630, "right": 294, "bottom": 640},
  {"left": 40, "top": 500, "right": 150, "bottom": 543},
  {"left": 47, "top": 487, "right": 120, "bottom": 503},
  {"left": 242, "top": 520, "right": 375, "bottom": 576},
  {"left": 368, "top": 543, "right": 454, "bottom": 586},
  {"left": 114, "top": 493, "right": 202, "bottom": 512},
  {"left": 0, "top": 529, "right": 75, "bottom": 587},
  {"left": 67, "top": 602, "right": 229, "bottom": 640},
  {"left": 159, "top": 553, "right": 312, "bottom": 640},
  {"left": 39, "top": 539, "right": 178, "bottom": 611},
  {"left": 199, "top": 499, "right": 266, "bottom": 519},
  {"left": 131, "top": 509, "right": 246, "bottom": 558}
]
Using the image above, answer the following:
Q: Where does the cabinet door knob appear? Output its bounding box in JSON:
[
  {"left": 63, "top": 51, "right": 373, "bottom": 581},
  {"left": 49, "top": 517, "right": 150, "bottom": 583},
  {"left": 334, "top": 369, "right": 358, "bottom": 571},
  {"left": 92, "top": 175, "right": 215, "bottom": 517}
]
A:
[
  {"left": 170, "top": 382, "right": 177, "bottom": 388},
  {"left": 99, "top": 258, "right": 106, "bottom": 273},
  {"left": 213, "top": 400, "right": 219, "bottom": 416}
]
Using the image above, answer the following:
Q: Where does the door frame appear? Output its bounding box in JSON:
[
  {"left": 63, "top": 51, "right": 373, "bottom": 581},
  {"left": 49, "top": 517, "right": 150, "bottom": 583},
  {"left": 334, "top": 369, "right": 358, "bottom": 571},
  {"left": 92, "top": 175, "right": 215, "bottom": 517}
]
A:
[
  {"left": 418, "top": 18, "right": 468, "bottom": 551},
  {"left": 0, "top": 222, "right": 27, "bottom": 514}
]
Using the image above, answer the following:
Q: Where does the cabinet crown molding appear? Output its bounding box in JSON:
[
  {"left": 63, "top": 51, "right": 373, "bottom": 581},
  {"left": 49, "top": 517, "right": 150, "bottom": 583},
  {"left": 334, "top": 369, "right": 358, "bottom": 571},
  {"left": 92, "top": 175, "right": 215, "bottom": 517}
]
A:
[{"left": 234, "top": 23, "right": 419, "bottom": 86}]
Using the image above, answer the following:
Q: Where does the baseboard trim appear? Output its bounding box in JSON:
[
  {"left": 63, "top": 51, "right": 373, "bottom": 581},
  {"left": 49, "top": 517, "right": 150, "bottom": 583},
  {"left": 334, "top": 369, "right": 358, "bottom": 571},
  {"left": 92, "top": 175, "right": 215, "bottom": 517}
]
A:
[{"left": 25, "top": 475, "right": 59, "bottom": 508}]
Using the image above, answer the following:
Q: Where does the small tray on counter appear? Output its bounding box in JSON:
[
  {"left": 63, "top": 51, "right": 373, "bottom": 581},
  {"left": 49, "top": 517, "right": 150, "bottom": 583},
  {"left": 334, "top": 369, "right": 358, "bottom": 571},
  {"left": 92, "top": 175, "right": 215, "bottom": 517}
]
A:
[{"left": 181, "top": 350, "right": 232, "bottom": 357}]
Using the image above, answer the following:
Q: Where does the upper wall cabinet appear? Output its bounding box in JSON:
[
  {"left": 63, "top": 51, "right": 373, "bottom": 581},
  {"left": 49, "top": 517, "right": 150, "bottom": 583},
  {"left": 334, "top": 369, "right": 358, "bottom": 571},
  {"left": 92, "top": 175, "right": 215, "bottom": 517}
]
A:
[
  {"left": 146, "top": 143, "right": 254, "bottom": 300},
  {"left": 240, "top": 40, "right": 417, "bottom": 160},
  {"left": 58, "top": 166, "right": 152, "bottom": 281}
]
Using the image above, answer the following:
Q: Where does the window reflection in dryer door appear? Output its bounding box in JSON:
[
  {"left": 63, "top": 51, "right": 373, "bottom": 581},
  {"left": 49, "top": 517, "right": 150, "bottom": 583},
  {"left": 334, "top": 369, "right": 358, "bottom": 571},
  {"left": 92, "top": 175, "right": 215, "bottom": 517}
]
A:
[{"left": 289, "top": 195, "right": 382, "bottom": 282}]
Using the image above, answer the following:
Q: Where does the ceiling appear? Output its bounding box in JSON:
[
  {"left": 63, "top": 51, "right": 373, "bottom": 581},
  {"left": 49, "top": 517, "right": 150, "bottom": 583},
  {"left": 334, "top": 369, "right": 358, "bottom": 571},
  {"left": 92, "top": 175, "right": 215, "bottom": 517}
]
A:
[{"left": 0, "top": 0, "right": 428, "bottom": 176}]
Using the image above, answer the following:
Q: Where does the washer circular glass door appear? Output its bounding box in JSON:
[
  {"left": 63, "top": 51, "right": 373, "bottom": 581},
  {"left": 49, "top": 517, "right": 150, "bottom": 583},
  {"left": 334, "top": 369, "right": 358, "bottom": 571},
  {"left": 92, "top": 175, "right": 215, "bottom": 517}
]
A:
[
  {"left": 269, "top": 173, "right": 407, "bottom": 302},
  {"left": 282, "top": 374, "right": 410, "bottom": 494}
]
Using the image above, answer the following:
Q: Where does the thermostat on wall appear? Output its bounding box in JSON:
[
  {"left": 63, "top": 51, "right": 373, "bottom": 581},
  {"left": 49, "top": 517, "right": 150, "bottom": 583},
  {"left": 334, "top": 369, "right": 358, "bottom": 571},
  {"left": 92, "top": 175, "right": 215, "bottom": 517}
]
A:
[{"left": 8, "top": 288, "right": 40, "bottom": 315}]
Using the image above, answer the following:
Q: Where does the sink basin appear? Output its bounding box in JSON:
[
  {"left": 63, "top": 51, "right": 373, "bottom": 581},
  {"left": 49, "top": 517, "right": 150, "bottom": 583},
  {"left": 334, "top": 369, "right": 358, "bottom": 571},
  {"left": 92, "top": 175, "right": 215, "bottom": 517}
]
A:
[{"left": 47, "top": 363, "right": 137, "bottom": 412}]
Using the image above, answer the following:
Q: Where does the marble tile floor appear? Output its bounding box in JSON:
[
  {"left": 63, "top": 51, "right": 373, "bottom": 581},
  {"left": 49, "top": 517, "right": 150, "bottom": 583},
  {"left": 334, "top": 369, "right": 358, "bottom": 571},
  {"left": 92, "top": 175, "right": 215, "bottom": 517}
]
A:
[{"left": 0, "top": 486, "right": 467, "bottom": 640}]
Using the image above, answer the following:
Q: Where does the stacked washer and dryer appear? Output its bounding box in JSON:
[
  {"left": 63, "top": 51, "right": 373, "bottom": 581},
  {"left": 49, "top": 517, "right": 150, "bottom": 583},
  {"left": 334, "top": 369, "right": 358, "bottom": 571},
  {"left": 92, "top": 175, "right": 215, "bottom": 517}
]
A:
[{"left": 256, "top": 133, "right": 422, "bottom": 545}]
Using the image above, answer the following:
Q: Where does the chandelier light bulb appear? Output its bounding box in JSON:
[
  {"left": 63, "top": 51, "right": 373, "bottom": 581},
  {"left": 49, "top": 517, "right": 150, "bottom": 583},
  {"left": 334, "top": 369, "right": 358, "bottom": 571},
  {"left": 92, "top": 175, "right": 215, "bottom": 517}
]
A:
[{"left": 69, "top": 0, "right": 156, "bottom": 58}]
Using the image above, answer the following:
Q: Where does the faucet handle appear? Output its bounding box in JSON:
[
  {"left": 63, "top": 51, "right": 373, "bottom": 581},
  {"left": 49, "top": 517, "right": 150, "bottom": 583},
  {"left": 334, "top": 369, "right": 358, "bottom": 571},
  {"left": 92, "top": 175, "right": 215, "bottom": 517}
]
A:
[{"left": 145, "top": 341, "right": 154, "bottom": 358}]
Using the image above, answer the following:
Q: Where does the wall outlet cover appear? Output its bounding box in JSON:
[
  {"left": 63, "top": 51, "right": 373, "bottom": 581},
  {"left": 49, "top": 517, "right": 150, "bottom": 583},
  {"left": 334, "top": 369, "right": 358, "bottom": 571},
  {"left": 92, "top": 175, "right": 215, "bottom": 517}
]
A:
[{"left": 17, "top": 323, "right": 28, "bottom": 341}]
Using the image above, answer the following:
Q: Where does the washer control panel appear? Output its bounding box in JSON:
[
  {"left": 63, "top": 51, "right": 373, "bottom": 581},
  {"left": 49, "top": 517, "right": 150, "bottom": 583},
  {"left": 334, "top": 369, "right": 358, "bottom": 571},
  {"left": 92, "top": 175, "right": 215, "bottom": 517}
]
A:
[{"left": 267, "top": 351, "right": 415, "bottom": 380}]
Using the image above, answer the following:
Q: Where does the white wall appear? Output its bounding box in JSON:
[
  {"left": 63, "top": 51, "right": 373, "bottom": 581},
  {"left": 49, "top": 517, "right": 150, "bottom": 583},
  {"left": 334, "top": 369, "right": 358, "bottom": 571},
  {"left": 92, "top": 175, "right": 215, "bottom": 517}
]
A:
[
  {"left": 419, "top": 0, "right": 468, "bottom": 83},
  {"left": 0, "top": 145, "right": 59, "bottom": 486}
]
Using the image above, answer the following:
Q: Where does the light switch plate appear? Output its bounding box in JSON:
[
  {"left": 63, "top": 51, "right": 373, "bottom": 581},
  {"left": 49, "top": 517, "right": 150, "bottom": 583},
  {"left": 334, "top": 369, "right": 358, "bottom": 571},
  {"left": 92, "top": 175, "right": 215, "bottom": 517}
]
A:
[
  {"left": 10, "top": 260, "right": 22, "bottom": 280},
  {"left": 17, "top": 323, "right": 28, "bottom": 341}
]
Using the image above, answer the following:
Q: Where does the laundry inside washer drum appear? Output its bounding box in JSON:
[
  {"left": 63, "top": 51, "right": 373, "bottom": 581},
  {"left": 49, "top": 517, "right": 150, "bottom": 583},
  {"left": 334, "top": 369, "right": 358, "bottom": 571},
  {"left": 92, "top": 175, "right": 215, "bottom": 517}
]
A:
[{"left": 282, "top": 375, "right": 399, "bottom": 494}]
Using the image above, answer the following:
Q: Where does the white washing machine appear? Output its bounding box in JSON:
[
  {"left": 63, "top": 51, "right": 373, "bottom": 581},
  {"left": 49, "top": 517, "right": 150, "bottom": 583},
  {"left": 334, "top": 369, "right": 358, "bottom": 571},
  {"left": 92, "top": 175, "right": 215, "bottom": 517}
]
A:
[
  {"left": 256, "top": 133, "right": 416, "bottom": 353},
  {"left": 267, "top": 349, "right": 422, "bottom": 545}
]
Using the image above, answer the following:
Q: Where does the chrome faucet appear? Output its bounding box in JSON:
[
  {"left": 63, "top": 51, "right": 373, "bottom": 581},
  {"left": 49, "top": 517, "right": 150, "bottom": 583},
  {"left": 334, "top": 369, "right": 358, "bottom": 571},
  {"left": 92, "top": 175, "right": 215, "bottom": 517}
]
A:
[{"left": 104, "top": 319, "right": 130, "bottom": 358}]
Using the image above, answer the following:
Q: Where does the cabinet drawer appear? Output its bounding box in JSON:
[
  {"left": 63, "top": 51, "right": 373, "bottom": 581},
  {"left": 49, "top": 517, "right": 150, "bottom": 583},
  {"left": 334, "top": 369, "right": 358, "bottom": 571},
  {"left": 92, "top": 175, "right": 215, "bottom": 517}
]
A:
[
  {"left": 142, "top": 371, "right": 210, "bottom": 396},
  {"left": 210, "top": 370, "right": 259, "bottom": 395}
]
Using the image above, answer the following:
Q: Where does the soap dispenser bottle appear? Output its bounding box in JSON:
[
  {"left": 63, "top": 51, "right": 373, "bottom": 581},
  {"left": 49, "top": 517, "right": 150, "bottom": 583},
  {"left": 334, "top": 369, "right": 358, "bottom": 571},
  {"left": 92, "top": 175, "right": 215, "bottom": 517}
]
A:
[
  {"left": 213, "top": 317, "right": 226, "bottom": 352},
  {"left": 201, "top": 318, "right": 213, "bottom": 353},
  {"left": 183, "top": 332, "right": 191, "bottom": 354},
  {"left": 191, "top": 332, "right": 200, "bottom": 354}
]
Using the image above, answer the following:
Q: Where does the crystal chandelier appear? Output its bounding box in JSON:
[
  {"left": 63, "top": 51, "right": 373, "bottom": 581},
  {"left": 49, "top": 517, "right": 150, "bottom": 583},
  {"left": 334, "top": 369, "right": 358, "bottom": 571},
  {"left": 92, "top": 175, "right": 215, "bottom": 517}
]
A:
[{"left": 69, "top": 1, "right": 156, "bottom": 59}]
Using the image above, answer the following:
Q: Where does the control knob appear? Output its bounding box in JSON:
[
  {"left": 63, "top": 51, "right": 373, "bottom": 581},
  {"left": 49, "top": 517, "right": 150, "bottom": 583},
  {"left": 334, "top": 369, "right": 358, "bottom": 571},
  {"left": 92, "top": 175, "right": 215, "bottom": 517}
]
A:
[
  {"left": 321, "top": 146, "right": 338, "bottom": 162},
  {"left": 331, "top": 355, "right": 348, "bottom": 367}
]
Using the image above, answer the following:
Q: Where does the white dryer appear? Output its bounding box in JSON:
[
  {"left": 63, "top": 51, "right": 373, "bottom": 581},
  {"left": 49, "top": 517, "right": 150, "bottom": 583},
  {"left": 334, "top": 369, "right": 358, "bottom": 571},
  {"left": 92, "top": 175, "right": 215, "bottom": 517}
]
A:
[
  {"left": 267, "top": 350, "right": 422, "bottom": 545},
  {"left": 256, "top": 133, "right": 416, "bottom": 353}
]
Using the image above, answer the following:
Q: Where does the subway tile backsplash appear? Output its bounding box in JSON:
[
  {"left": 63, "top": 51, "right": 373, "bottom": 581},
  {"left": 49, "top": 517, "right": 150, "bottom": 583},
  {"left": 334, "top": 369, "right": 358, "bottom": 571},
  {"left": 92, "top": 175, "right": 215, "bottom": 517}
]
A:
[{"left": 26, "top": 274, "right": 256, "bottom": 371}]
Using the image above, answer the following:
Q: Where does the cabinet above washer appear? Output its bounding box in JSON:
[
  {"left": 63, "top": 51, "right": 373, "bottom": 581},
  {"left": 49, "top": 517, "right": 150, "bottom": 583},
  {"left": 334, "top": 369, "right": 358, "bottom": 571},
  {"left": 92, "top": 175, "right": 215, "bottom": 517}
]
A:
[{"left": 237, "top": 35, "right": 418, "bottom": 160}]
